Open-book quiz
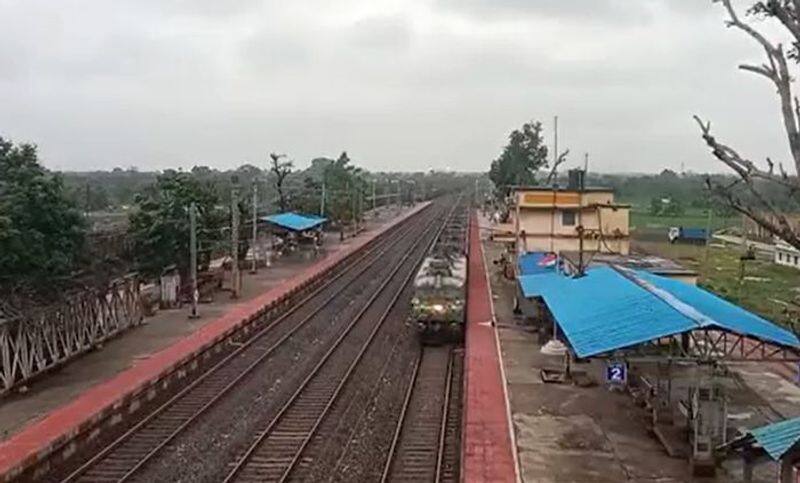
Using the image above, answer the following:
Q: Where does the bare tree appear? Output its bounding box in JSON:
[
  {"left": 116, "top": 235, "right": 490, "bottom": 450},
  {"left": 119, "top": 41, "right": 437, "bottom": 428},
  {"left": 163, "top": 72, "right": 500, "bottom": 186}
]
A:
[
  {"left": 696, "top": 0, "right": 800, "bottom": 249},
  {"left": 545, "top": 149, "right": 570, "bottom": 185},
  {"left": 268, "top": 152, "right": 293, "bottom": 212}
]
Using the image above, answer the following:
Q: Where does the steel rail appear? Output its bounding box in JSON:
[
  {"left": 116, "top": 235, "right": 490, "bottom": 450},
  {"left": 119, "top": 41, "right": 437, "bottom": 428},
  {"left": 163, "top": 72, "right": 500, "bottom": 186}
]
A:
[
  {"left": 223, "top": 207, "right": 448, "bottom": 483},
  {"left": 60, "top": 207, "right": 434, "bottom": 483},
  {"left": 435, "top": 350, "right": 455, "bottom": 482},
  {"left": 379, "top": 347, "right": 454, "bottom": 483},
  {"left": 379, "top": 347, "right": 423, "bottom": 483}
]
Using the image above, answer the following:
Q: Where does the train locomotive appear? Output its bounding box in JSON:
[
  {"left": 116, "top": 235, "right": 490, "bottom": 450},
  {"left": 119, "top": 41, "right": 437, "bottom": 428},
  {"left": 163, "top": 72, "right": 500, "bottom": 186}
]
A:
[{"left": 411, "top": 202, "right": 469, "bottom": 344}]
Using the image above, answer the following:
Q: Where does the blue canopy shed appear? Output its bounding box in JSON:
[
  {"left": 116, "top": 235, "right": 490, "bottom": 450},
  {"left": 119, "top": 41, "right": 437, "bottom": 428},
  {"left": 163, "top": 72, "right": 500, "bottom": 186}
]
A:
[
  {"left": 261, "top": 213, "right": 327, "bottom": 232},
  {"left": 518, "top": 265, "right": 800, "bottom": 359}
]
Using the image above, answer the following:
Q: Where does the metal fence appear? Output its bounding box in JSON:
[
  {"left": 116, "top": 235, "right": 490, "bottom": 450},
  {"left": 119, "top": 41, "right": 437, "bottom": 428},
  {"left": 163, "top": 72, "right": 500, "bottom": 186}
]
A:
[{"left": 0, "top": 274, "right": 142, "bottom": 396}]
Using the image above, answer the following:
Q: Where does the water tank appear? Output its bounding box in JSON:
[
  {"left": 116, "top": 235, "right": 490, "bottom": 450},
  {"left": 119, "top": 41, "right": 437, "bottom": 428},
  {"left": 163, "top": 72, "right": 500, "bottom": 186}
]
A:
[{"left": 567, "top": 169, "right": 585, "bottom": 190}]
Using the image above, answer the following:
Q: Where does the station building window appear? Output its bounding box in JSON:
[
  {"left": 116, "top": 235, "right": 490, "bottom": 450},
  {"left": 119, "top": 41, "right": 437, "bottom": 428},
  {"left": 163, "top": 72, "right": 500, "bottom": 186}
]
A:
[{"left": 562, "top": 210, "right": 576, "bottom": 226}]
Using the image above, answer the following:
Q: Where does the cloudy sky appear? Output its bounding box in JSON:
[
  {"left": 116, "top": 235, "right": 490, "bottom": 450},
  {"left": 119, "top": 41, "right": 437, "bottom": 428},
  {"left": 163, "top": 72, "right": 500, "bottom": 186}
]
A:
[{"left": 0, "top": 0, "right": 795, "bottom": 173}]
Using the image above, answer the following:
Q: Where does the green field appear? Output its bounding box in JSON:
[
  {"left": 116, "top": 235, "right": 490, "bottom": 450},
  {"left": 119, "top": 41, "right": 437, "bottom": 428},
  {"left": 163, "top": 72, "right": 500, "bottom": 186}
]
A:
[{"left": 631, "top": 209, "right": 737, "bottom": 232}]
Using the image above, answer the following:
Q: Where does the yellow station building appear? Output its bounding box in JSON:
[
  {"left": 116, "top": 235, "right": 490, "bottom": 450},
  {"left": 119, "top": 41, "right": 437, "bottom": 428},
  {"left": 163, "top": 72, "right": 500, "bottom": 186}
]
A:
[{"left": 508, "top": 179, "right": 631, "bottom": 255}]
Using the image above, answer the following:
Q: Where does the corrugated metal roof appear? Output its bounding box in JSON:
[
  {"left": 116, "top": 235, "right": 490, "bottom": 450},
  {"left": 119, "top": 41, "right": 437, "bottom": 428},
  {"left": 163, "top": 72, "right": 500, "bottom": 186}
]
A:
[
  {"left": 518, "top": 266, "right": 800, "bottom": 358},
  {"left": 517, "top": 252, "right": 555, "bottom": 276},
  {"left": 749, "top": 417, "right": 800, "bottom": 460},
  {"left": 519, "top": 267, "right": 697, "bottom": 357},
  {"left": 633, "top": 270, "right": 800, "bottom": 348},
  {"left": 261, "top": 213, "right": 327, "bottom": 232}
]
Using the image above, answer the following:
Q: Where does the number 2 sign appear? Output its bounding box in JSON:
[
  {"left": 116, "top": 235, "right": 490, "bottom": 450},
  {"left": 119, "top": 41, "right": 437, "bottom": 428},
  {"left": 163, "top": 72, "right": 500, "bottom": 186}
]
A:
[{"left": 606, "top": 361, "right": 627, "bottom": 385}]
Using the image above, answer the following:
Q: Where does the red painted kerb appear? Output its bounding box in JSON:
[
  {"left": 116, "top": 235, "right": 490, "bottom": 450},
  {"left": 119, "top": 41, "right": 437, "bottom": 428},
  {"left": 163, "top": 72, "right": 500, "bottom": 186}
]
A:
[{"left": 462, "top": 210, "right": 517, "bottom": 482}]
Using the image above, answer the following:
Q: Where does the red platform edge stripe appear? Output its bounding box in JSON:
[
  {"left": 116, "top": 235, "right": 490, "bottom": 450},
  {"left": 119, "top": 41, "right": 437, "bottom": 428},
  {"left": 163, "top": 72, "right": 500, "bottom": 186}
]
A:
[
  {"left": 0, "top": 203, "right": 429, "bottom": 479},
  {"left": 462, "top": 211, "right": 518, "bottom": 483}
]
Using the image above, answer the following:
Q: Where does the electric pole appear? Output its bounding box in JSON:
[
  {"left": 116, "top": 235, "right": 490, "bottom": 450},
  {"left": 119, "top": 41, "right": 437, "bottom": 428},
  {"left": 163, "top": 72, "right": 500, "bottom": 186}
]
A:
[
  {"left": 231, "top": 183, "right": 241, "bottom": 299},
  {"left": 251, "top": 182, "right": 258, "bottom": 274},
  {"left": 189, "top": 202, "right": 199, "bottom": 319},
  {"left": 553, "top": 115, "right": 559, "bottom": 181},
  {"left": 351, "top": 182, "right": 357, "bottom": 234},
  {"left": 372, "top": 179, "right": 376, "bottom": 213},
  {"left": 320, "top": 179, "right": 326, "bottom": 217}
]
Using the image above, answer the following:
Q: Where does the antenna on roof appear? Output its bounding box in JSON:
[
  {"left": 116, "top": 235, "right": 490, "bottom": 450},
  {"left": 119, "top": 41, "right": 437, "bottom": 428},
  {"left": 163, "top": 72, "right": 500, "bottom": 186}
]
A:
[{"left": 553, "top": 116, "right": 559, "bottom": 183}]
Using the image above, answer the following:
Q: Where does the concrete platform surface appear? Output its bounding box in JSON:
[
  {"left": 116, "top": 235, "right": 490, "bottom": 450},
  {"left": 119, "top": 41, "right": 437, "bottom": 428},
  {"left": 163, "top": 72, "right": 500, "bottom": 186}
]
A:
[
  {"left": 462, "top": 210, "right": 518, "bottom": 483},
  {"left": 480, "top": 212, "right": 800, "bottom": 483},
  {"left": 0, "top": 204, "right": 427, "bottom": 480}
]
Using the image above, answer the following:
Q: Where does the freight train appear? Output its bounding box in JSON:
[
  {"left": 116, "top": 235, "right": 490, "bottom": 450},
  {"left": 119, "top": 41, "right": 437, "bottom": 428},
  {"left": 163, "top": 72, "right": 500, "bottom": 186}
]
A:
[{"left": 410, "top": 199, "right": 469, "bottom": 344}]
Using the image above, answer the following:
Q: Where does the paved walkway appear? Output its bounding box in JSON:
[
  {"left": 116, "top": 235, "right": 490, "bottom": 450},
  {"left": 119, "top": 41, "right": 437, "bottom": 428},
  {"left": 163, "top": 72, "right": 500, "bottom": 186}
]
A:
[{"left": 462, "top": 210, "right": 518, "bottom": 483}]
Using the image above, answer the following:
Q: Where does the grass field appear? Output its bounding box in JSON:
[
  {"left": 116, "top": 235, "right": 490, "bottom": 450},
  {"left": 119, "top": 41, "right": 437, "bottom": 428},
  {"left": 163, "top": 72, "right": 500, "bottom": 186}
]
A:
[
  {"left": 633, "top": 238, "right": 800, "bottom": 328},
  {"left": 631, "top": 210, "right": 737, "bottom": 231}
]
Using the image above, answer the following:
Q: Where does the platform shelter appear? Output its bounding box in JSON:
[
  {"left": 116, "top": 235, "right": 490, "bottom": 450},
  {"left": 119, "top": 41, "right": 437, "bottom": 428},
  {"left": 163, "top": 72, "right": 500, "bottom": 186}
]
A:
[
  {"left": 261, "top": 212, "right": 327, "bottom": 256},
  {"left": 517, "top": 264, "right": 800, "bottom": 474},
  {"left": 723, "top": 416, "right": 800, "bottom": 482}
]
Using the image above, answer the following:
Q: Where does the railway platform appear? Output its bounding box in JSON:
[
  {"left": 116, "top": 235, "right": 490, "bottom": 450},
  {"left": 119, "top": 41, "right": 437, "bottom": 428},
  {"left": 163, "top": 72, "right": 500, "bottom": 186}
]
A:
[
  {"left": 0, "top": 204, "right": 428, "bottom": 482},
  {"left": 462, "top": 210, "right": 518, "bottom": 483}
]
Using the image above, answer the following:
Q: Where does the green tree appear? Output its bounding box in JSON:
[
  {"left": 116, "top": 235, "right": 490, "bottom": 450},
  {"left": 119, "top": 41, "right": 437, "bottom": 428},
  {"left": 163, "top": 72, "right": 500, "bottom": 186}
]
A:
[
  {"left": 268, "top": 153, "right": 293, "bottom": 212},
  {"left": 662, "top": 198, "right": 685, "bottom": 217},
  {"left": 0, "top": 137, "right": 86, "bottom": 297},
  {"left": 488, "top": 121, "right": 549, "bottom": 198},
  {"left": 128, "top": 170, "right": 227, "bottom": 279},
  {"left": 649, "top": 197, "right": 663, "bottom": 216}
]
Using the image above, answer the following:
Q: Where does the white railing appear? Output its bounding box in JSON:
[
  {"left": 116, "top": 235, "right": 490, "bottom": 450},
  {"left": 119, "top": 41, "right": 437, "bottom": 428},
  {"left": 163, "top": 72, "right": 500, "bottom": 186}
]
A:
[{"left": 0, "top": 275, "right": 142, "bottom": 396}]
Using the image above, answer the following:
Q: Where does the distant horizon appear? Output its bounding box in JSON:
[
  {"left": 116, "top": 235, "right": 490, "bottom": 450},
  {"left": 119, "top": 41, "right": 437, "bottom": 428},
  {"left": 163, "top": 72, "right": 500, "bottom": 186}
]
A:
[{"left": 52, "top": 165, "right": 735, "bottom": 177}]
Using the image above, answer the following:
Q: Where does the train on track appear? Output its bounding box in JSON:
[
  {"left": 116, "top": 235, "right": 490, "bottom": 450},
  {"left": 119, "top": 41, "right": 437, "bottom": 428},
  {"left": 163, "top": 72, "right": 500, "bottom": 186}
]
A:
[{"left": 411, "top": 199, "right": 469, "bottom": 344}]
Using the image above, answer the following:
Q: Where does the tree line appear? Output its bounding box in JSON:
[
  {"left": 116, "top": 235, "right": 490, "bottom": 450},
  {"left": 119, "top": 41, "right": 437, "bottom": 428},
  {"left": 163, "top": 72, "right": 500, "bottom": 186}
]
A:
[{"left": 0, "top": 136, "right": 480, "bottom": 305}]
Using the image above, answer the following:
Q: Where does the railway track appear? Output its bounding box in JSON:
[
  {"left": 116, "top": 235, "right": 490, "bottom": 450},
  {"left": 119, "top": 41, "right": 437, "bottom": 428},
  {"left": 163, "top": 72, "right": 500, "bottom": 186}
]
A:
[
  {"left": 221, "top": 205, "right": 448, "bottom": 483},
  {"left": 381, "top": 346, "right": 463, "bottom": 483},
  {"left": 54, "top": 205, "right": 440, "bottom": 483}
]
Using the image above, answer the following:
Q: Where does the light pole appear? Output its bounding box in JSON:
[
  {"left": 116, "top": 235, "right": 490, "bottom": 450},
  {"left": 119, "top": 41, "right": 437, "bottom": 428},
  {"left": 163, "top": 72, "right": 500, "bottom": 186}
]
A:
[
  {"left": 189, "top": 202, "right": 199, "bottom": 319},
  {"left": 251, "top": 181, "right": 258, "bottom": 274}
]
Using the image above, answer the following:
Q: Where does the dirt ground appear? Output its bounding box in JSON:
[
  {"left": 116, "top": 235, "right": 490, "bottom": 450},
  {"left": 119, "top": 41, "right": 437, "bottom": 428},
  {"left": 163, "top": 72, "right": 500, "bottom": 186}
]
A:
[
  {"left": 0, "top": 205, "right": 413, "bottom": 440},
  {"left": 481, "top": 226, "right": 800, "bottom": 483}
]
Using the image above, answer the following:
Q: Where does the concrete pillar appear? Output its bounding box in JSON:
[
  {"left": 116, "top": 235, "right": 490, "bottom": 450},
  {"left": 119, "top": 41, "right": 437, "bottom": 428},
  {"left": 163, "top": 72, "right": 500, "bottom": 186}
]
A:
[
  {"left": 742, "top": 453, "right": 754, "bottom": 483},
  {"left": 779, "top": 459, "right": 794, "bottom": 483}
]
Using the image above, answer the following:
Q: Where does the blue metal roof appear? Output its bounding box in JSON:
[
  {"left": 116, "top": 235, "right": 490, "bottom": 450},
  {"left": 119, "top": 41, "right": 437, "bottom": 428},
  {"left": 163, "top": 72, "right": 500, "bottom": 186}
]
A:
[
  {"left": 517, "top": 252, "right": 556, "bottom": 276},
  {"left": 633, "top": 270, "right": 800, "bottom": 349},
  {"left": 519, "top": 267, "right": 697, "bottom": 357},
  {"left": 749, "top": 417, "right": 800, "bottom": 460},
  {"left": 518, "top": 266, "right": 800, "bottom": 358},
  {"left": 517, "top": 252, "right": 554, "bottom": 275},
  {"left": 261, "top": 213, "right": 327, "bottom": 232}
]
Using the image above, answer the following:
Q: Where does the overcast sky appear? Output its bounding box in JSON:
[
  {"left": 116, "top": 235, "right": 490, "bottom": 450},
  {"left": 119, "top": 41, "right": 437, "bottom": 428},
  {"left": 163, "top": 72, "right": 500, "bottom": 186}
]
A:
[{"left": 0, "top": 0, "right": 795, "bottom": 174}]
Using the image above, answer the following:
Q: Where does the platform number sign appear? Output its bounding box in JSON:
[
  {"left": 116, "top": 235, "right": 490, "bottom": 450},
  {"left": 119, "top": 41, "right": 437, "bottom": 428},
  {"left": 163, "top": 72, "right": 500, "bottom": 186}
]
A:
[{"left": 606, "top": 361, "right": 627, "bottom": 385}]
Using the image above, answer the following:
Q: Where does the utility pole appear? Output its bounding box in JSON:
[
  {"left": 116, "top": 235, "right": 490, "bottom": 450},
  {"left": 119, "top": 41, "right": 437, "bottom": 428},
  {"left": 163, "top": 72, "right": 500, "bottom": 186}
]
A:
[
  {"left": 372, "top": 179, "right": 376, "bottom": 213},
  {"left": 351, "top": 182, "right": 357, "bottom": 234},
  {"left": 251, "top": 182, "right": 258, "bottom": 274},
  {"left": 578, "top": 230, "right": 585, "bottom": 275},
  {"left": 320, "top": 179, "right": 326, "bottom": 217},
  {"left": 231, "top": 183, "right": 241, "bottom": 299},
  {"left": 358, "top": 185, "right": 363, "bottom": 229},
  {"left": 553, "top": 115, "right": 559, "bottom": 181},
  {"left": 703, "top": 204, "right": 713, "bottom": 280},
  {"left": 189, "top": 202, "right": 199, "bottom": 319},
  {"left": 397, "top": 181, "right": 401, "bottom": 209}
]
